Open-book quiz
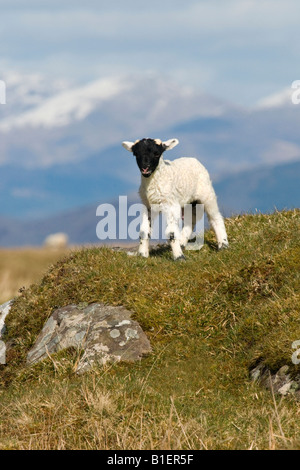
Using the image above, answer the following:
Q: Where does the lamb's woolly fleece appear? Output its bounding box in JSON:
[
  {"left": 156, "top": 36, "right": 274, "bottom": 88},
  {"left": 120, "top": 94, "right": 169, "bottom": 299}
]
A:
[{"left": 139, "top": 156, "right": 215, "bottom": 209}]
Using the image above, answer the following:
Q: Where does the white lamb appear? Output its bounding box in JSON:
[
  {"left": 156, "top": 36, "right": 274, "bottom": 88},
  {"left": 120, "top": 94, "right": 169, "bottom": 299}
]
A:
[{"left": 122, "top": 138, "right": 228, "bottom": 260}]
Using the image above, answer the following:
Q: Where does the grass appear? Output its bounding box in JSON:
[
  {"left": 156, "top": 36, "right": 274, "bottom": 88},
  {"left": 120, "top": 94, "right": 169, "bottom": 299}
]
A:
[{"left": 0, "top": 210, "right": 299, "bottom": 449}]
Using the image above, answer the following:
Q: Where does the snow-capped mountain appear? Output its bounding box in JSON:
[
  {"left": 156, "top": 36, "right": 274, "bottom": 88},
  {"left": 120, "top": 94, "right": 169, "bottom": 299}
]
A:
[
  {"left": 0, "top": 72, "right": 230, "bottom": 169},
  {"left": 0, "top": 71, "right": 299, "bottom": 226},
  {"left": 255, "top": 83, "right": 300, "bottom": 109},
  {"left": 0, "top": 76, "right": 131, "bottom": 132},
  {"left": 0, "top": 70, "right": 71, "bottom": 117},
  {"left": 1, "top": 72, "right": 227, "bottom": 130}
]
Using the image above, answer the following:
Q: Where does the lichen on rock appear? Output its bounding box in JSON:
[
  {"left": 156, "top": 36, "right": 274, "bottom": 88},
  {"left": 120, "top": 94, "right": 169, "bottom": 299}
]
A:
[
  {"left": 250, "top": 364, "right": 300, "bottom": 399},
  {"left": 26, "top": 303, "right": 152, "bottom": 374},
  {"left": 0, "top": 300, "right": 13, "bottom": 365}
]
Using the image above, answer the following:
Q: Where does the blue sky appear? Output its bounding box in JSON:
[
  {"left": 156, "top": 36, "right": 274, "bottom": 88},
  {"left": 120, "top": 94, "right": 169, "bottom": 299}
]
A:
[{"left": 0, "top": 0, "right": 299, "bottom": 106}]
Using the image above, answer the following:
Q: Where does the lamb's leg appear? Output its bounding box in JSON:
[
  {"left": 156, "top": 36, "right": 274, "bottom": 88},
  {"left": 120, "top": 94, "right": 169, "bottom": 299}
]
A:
[
  {"left": 204, "top": 195, "right": 228, "bottom": 250},
  {"left": 180, "top": 203, "right": 197, "bottom": 248},
  {"left": 165, "top": 205, "right": 185, "bottom": 261},
  {"left": 138, "top": 205, "right": 151, "bottom": 258}
]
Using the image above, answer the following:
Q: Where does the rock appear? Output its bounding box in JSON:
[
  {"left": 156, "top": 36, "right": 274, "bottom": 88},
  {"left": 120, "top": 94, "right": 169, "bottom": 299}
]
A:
[
  {"left": 278, "top": 382, "right": 293, "bottom": 396},
  {"left": 0, "top": 340, "right": 6, "bottom": 365},
  {"left": 0, "top": 300, "right": 13, "bottom": 365},
  {"left": 250, "top": 364, "right": 264, "bottom": 382},
  {"left": 250, "top": 363, "right": 300, "bottom": 399},
  {"left": 27, "top": 303, "right": 152, "bottom": 374},
  {"left": 277, "top": 365, "right": 290, "bottom": 376},
  {"left": 0, "top": 300, "right": 13, "bottom": 338}
]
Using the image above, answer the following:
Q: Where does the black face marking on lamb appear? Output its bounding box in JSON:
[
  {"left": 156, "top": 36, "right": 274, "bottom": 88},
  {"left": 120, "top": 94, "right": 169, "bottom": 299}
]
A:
[{"left": 132, "top": 139, "right": 165, "bottom": 178}]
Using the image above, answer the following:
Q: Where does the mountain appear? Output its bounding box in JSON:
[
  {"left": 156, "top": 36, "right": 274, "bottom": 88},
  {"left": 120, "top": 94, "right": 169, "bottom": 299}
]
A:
[
  {"left": 0, "top": 70, "right": 71, "bottom": 122},
  {"left": 0, "top": 160, "right": 298, "bottom": 247},
  {"left": 255, "top": 86, "right": 297, "bottom": 109},
  {"left": 0, "top": 152, "right": 137, "bottom": 219},
  {"left": 0, "top": 72, "right": 228, "bottom": 169},
  {"left": 0, "top": 72, "right": 237, "bottom": 219},
  {"left": 0, "top": 194, "right": 139, "bottom": 247},
  {"left": 0, "top": 71, "right": 299, "bottom": 244},
  {"left": 167, "top": 105, "right": 300, "bottom": 180},
  {"left": 215, "top": 160, "right": 300, "bottom": 216}
]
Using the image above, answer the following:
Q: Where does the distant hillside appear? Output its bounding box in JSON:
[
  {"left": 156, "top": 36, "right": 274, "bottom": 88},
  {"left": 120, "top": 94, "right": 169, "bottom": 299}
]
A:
[
  {"left": 215, "top": 160, "right": 300, "bottom": 216},
  {"left": 0, "top": 160, "right": 298, "bottom": 247},
  {"left": 0, "top": 195, "right": 140, "bottom": 247},
  {"left": 1, "top": 72, "right": 300, "bottom": 220}
]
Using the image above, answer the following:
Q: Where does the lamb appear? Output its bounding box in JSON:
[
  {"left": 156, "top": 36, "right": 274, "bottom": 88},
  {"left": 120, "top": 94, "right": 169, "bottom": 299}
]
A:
[{"left": 122, "top": 138, "right": 228, "bottom": 260}]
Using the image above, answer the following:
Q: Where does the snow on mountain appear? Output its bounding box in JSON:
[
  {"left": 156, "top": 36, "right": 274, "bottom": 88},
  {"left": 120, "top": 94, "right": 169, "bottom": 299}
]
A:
[
  {"left": 0, "top": 70, "right": 71, "bottom": 116},
  {"left": 0, "top": 76, "right": 131, "bottom": 132},
  {"left": 0, "top": 71, "right": 299, "bottom": 224},
  {"left": 0, "top": 72, "right": 230, "bottom": 168},
  {"left": 255, "top": 87, "right": 295, "bottom": 109}
]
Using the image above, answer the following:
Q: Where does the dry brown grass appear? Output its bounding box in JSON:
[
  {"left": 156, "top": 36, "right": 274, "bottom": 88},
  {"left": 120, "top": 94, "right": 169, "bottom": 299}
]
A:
[
  {"left": 0, "top": 247, "right": 69, "bottom": 304},
  {"left": 0, "top": 361, "right": 299, "bottom": 450}
]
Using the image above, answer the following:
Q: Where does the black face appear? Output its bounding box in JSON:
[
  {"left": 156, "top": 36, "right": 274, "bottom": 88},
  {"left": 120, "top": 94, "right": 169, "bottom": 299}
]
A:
[{"left": 132, "top": 139, "right": 165, "bottom": 178}]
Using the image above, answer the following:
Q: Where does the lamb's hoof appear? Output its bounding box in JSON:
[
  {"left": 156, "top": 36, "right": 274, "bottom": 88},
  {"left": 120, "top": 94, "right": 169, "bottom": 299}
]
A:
[
  {"left": 174, "top": 255, "right": 186, "bottom": 262},
  {"left": 127, "top": 251, "right": 137, "bottom": 257},
  {"left": 138, "top": 252, "right": 149, "bottom": 258},
  {"left": 218, "top": 242, "right": 229, "bottom": 251}
]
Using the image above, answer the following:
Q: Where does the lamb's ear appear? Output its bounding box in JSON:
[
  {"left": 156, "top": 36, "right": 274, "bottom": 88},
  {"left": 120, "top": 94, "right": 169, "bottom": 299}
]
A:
[
  {"left": 162, "top": 138, "right": 179, "bottom": 151},
  {"left": 122, "top": 141, "right": 135, "bottom": 152}
]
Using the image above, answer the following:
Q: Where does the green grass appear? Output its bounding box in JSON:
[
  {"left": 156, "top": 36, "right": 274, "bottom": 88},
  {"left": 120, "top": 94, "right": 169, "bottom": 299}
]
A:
[{"left": 0, "top": 210, "right": 299, "bottom": 449}]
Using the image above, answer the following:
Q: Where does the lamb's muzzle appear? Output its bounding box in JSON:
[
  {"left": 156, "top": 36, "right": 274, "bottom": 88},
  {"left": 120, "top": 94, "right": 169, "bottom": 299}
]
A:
[{"left": 122, "top": 138, "right": 228, "bottom": 260}]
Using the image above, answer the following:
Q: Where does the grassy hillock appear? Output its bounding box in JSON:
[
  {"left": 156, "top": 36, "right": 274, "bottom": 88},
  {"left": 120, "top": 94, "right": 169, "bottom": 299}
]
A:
[{"left": 0, "top": 210, "right": 299, "bottom": 450}]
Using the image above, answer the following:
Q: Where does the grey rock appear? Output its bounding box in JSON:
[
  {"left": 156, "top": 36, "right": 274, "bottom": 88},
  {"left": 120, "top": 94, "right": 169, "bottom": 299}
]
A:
[
  {"left": 0, "top": 300, "right": 13, "bottom": 338},
  {"left": 250, "top": 365, "right": 263, "bottom": 382},
  {"left": 0, "top": 299, "right": 13, "bottom": 365},
  {"left": 27, "top": 303, "right": 152, "bottom": 374},
  {"left": 278, "top": 382, "right": 293, "bottom": 396},
  {"left": 277, "top": 365, "right": 290, "bottom": 376},
  {"left": 0, "top": 340, "right": 6, "bottom": 365},
  {"left": 250, "top": 363, "right": 300, "bottom": 398}
]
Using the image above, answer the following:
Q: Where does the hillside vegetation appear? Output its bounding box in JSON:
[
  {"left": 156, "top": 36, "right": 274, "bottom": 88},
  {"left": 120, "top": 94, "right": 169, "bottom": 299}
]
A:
[{"left": 0, "top": 210, "right": 299, "bottom": 450}]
